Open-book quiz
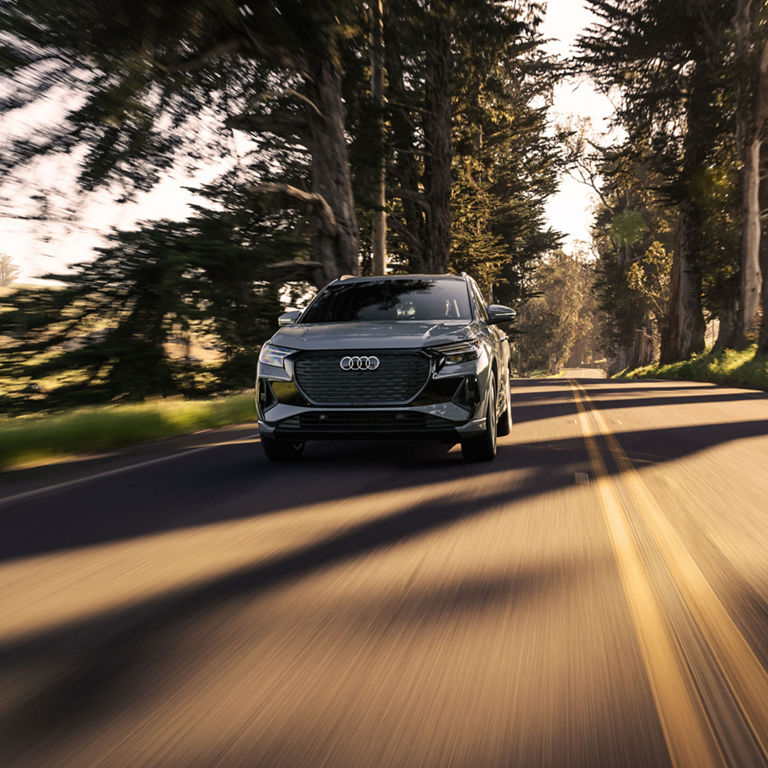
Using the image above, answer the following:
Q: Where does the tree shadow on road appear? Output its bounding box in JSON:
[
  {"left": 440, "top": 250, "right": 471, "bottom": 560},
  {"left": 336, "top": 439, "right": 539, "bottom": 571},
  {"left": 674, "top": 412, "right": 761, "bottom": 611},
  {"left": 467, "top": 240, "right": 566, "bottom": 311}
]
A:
[
  {"left": 2, "top": 380, "right": 768, "bottom": 564},
  {"left": 0, "top": 456, "right": 588, "bottom": 750},
  {"left": 2, "top": 404, "right": 768, "bottom": 758},
  {"left": 510, "top": 379, "right": 767, "bottom": 425},
  {"left": 0, "top": 424, "right": 587, "bottom": 562}
]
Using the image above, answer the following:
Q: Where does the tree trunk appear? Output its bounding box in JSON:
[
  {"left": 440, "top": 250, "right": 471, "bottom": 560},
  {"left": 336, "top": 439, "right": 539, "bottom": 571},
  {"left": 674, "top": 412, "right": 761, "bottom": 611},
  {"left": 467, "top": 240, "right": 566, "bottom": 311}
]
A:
[
  {"left": 384, "top": 10, "right": 427, "bottom": 272},
  {"left": 423, "top": 4, "right": 452, "bottom": 274},
  {"left": 735, "top": 36, "right": 768, "bottom": 347},
  {"left": 661, "top": 204, "right": 707, "bottom": 362},
  {"left": 370, "top": 0, "right": 387, "bottom": 275},
  {"left": 715, "top": 298, "right": 739, "bottom": 350},
  {"left": 736, "top": 134, "right": 762, "bottom": 343},
  {"left": 758, "top": 138, "right": 768, "bottom": 354},
  {"left": 660, "top": 59, "right": 707, "bottom": 363},
  {"left": 308, "top": 57, "right": 360, "bottom": 282}
]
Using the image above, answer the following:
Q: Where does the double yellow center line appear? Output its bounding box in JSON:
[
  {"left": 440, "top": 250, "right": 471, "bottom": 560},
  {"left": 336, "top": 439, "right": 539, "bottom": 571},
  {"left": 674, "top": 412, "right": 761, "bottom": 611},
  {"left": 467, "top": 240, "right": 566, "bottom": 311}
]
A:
[{"left": 570, "top": 380, "right": 768, "bottom": 768}]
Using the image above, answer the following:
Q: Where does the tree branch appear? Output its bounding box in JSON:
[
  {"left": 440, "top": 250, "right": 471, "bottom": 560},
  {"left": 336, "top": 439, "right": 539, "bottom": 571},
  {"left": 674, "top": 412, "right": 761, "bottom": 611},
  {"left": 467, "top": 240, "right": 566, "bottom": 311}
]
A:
[
  {"left": 248, "top": 183, "right": 336, "bottom": 235},
  {"left": 285, "top": 88, "right": 323, "bottom": 118},
  {"left": 568, "top": 158, "right": 614, "bottom": 214},
  {"left": 239, "top": 29, "right": 310, "bottom": 76},
  {"left": 387, "top": 214, "right": 423, "bottom": 253},
  {"left": 389, "top": 188, "right": 431, "bottom": 213},
  {"left": 268, "top": 259, "right": 323, "bottom": 270},
  {"left": 225, "top": 111, "right": 309, "bottom": 139},
  {"left": 153, "top": 38, "right": 242, "bottom": 74}
]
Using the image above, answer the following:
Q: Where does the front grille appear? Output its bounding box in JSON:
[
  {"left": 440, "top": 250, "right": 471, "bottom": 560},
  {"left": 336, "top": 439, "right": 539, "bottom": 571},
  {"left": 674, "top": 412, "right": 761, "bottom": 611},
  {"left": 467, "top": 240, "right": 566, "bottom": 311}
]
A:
[
  {"left": 278, "top": 411, "right": 451, "bottom": 433},
  {"left": 294, "top": 351, "right": 431, "bottom": 406}
]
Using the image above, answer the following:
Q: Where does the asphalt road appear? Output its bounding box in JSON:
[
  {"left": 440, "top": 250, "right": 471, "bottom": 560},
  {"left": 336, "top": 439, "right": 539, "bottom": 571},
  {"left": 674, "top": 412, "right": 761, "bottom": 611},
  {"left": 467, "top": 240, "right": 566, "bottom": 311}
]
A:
[{"left": 2, "top": 378, "right": 768, "bottom": 767}]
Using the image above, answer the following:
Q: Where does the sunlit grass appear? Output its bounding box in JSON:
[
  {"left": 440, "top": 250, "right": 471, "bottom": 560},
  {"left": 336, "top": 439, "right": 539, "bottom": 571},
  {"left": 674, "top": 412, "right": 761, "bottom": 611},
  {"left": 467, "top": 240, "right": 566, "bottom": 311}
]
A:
[
  {"left": 615, "top": 344, "right": 768, "bottom": 391},
  {"left": 0, "top": 393, "right": 255, "bottom": 470}
]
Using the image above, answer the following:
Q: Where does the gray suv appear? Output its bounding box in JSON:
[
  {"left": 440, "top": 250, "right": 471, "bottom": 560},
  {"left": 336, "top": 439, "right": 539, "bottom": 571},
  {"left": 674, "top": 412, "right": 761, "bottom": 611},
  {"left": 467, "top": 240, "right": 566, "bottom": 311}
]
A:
[{"left": 256, "top": 274, "right": 516, "bottom": 462}]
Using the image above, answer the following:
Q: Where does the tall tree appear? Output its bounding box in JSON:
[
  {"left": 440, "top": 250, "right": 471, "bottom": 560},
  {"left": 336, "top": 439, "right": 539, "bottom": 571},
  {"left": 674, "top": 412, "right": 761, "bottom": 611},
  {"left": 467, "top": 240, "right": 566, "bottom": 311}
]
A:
[
  {"left": 759, "top": 138, "right": 768, "bottom": 354},
  {"left": 579, "top": 0, "right": 736, "bottom": 362},
  {"left": 450, "top": 36, "right": 560, "bottom": 300},
  {"left": 2, "top": 0, "right": 557, "bottom": 296},
  {"left": 588, "top": 140, "right": 677, "bottom": 370},
  {"left": 423, "top": 0, "right": 453, "bottom": 273},
  {"left": 382, "top": 0, "right": 556, "bottom": 288},
  {"left": 733, "top": 0, "right": 768, "bottom": 344},
  {"left": 0, "top": 0, "right": 364, "bottom": 283},
  {"left": 369, "top": 0, "right": 387, "bottom": 274},
  {"left": 0, "top": 174, "right": 312, "bottom": 401}
]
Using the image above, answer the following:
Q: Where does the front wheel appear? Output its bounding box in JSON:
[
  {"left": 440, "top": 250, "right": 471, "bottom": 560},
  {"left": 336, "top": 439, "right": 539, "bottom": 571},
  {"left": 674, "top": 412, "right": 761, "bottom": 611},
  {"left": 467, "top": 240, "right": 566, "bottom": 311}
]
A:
[
  {"left": 261, "top": 435, "right": 305, "bottom": 462},
  {"left": 461, "top": 380, "right": 497, "bottom": 462},
  {"left": 497, "top": 369, "right": 513, "bottom": 437}
]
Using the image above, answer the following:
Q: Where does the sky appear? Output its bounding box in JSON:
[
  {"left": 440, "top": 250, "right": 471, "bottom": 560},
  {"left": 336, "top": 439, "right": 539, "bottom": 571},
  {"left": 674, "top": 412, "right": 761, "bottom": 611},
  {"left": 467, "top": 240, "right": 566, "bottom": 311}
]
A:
[
  {"left": 1, "top": 0, "right": 612, "bottom": 283},
  {"left": 539, "top": 0, "right": 614, "bottom": 253}
]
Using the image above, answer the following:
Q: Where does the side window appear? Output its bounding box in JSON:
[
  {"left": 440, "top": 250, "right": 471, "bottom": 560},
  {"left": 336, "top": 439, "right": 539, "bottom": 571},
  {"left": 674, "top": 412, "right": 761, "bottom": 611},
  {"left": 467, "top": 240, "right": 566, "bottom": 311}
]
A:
[{"left": 470, "top": 283, "right": 488, "bottom": 321}]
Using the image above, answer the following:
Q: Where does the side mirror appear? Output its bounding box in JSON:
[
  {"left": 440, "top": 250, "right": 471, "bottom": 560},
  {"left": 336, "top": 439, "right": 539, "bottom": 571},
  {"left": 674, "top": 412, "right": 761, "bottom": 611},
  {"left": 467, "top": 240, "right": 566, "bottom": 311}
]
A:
[
  {"left": 486, "top": 304, "right": 516, "bottom": 324},
  {"left": 278, "top": 310, "right": 302, "bottom": 327}
]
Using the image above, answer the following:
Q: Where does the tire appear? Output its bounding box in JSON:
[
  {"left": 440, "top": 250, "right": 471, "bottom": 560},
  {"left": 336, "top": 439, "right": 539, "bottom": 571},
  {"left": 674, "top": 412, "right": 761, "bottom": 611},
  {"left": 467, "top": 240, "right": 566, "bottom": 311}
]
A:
[
  {"left": 461, "top": 379, "right": 497, "bottom": 462},
  {"left": 261, "top": 435, "right": 305, "bottom": 462},
  {"left": 497, "top": 368, "right": 513, "bottom": 437}
]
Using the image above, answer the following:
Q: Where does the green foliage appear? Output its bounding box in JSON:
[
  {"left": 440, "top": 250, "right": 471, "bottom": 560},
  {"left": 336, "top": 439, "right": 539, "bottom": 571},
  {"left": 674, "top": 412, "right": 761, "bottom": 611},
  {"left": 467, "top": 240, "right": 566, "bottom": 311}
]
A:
[
  {"left": 0, "top": 0, "right": 362, "bottom": 189},
  {"left": 588, "top": 141, "right": 676, "bottom": 358},
  {"left": 625, "top": 240, "right": 672, "bottom": 322},
  {"left": 449, "top": 32, "right": 562, "bottom": 301},
  {"left": 616, "top": 345, "right": 768, "bottom": 391},
  {"left": 578, "top": 0, "right": 754, "bottom": 362},
  {"left": 376, "top": 0, "right": 560, "bottom": 290},
  {"left": 2, "top": 0, "right": 561, "bottom": 291},
  {"left": 695, "top": 149, "right": 741, "bottom": 320},
  {"left": 0, "top": 393, "right": 255, "bottom": 470},
  {"left": 0, "top": 182, "right": 303, "bottom": 408},
  {"left": 610, "top": 210, "right": 647, "bottom": 247},
  {"left": 579, "top": 0, "right": 735, "bottom": 167}
]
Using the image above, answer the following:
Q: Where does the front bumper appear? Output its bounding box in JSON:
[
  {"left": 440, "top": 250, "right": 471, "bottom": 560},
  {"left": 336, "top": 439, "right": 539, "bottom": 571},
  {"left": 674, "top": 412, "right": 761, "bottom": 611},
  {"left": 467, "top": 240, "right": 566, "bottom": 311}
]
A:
[
  {"left": 256, "top": 347, "right": 491, "bottom": 442},
  {"left": 257, "top": 401, "right": 487, "bottom": 442}
]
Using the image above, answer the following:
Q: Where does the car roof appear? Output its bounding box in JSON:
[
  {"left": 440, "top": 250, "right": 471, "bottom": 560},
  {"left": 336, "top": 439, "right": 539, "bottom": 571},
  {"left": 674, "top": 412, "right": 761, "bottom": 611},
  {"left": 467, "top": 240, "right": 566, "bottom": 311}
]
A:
[{"left": 332, "top": 274, "right": 467, "bottom": 284}]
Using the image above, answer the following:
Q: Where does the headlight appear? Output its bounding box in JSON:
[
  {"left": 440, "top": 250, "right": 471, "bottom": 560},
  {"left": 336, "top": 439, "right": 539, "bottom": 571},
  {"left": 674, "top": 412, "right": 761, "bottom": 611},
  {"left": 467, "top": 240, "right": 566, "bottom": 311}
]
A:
[
  {"left": 431, "top": 340, "right": 480, "bottom": 365},
  {"left": 258, "top": 343, "right": 296, "bottom": 368}
]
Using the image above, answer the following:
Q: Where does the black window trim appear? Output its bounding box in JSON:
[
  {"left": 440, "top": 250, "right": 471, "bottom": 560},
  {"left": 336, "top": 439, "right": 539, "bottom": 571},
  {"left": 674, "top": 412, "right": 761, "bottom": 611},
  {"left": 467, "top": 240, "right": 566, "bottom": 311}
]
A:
[{"left": 467, "top": 279, "right": 488, "bottom": 322}]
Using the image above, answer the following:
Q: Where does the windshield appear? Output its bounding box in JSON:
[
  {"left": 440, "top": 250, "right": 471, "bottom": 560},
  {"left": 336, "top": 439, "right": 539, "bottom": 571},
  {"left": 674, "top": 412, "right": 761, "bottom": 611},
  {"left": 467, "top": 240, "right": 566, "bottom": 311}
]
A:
[{"left": 300, "top": 279, "right": 472, "bottom": 323}]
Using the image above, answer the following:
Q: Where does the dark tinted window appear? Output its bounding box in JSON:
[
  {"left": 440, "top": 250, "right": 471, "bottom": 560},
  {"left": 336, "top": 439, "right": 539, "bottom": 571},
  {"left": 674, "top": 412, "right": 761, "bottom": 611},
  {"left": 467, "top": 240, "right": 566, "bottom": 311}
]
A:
[{"left": 301, "top": 279, "right": 472, "bottom": 323}]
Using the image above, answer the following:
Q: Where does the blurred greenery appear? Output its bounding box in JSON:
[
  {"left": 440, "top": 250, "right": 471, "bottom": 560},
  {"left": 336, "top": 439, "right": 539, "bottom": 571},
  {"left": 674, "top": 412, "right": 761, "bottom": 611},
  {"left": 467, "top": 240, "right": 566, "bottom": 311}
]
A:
[
  {"left": 0, "top": 393, "right": 255, "bottom": 470},
  {"left": 0, "top": 186, "right": 295, "bottom": 412},
  {"left": 616, "top": 345, "right": 768, "bottom": 392}
]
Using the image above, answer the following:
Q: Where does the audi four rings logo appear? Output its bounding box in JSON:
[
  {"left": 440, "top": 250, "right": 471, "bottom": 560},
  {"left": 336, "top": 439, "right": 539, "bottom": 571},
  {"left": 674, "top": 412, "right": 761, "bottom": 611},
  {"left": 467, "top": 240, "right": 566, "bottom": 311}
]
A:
[{"left": 340, "top": 355, "right": 380, "bottom": 371}]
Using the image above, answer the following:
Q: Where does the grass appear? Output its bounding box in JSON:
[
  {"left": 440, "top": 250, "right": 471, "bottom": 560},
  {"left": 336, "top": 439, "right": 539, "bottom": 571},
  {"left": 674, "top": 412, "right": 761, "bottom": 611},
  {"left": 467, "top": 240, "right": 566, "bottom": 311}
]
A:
[
  {"left": 0, "top": 392, "right": 256, "bottom": 471},
  {"left": 615, "top": 344, "right": 768, "bottom": 391}
]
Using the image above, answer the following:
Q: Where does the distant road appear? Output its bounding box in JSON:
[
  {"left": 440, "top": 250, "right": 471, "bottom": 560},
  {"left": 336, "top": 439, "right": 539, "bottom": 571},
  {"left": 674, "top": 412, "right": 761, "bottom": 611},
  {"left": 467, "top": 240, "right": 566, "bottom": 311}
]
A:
[
  {"left": 2, "top": 378, "right": 768, "bottom": 767},
  {"left": 561, "top": 366, "right": 607, "bottom": 379}
]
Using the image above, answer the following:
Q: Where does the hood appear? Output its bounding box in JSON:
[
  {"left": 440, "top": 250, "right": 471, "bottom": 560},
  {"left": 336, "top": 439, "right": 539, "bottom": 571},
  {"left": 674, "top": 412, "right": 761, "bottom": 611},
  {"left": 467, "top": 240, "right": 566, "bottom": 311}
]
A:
[{"left": 270, "top": 320, "right": 478, "bottom": 351}]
